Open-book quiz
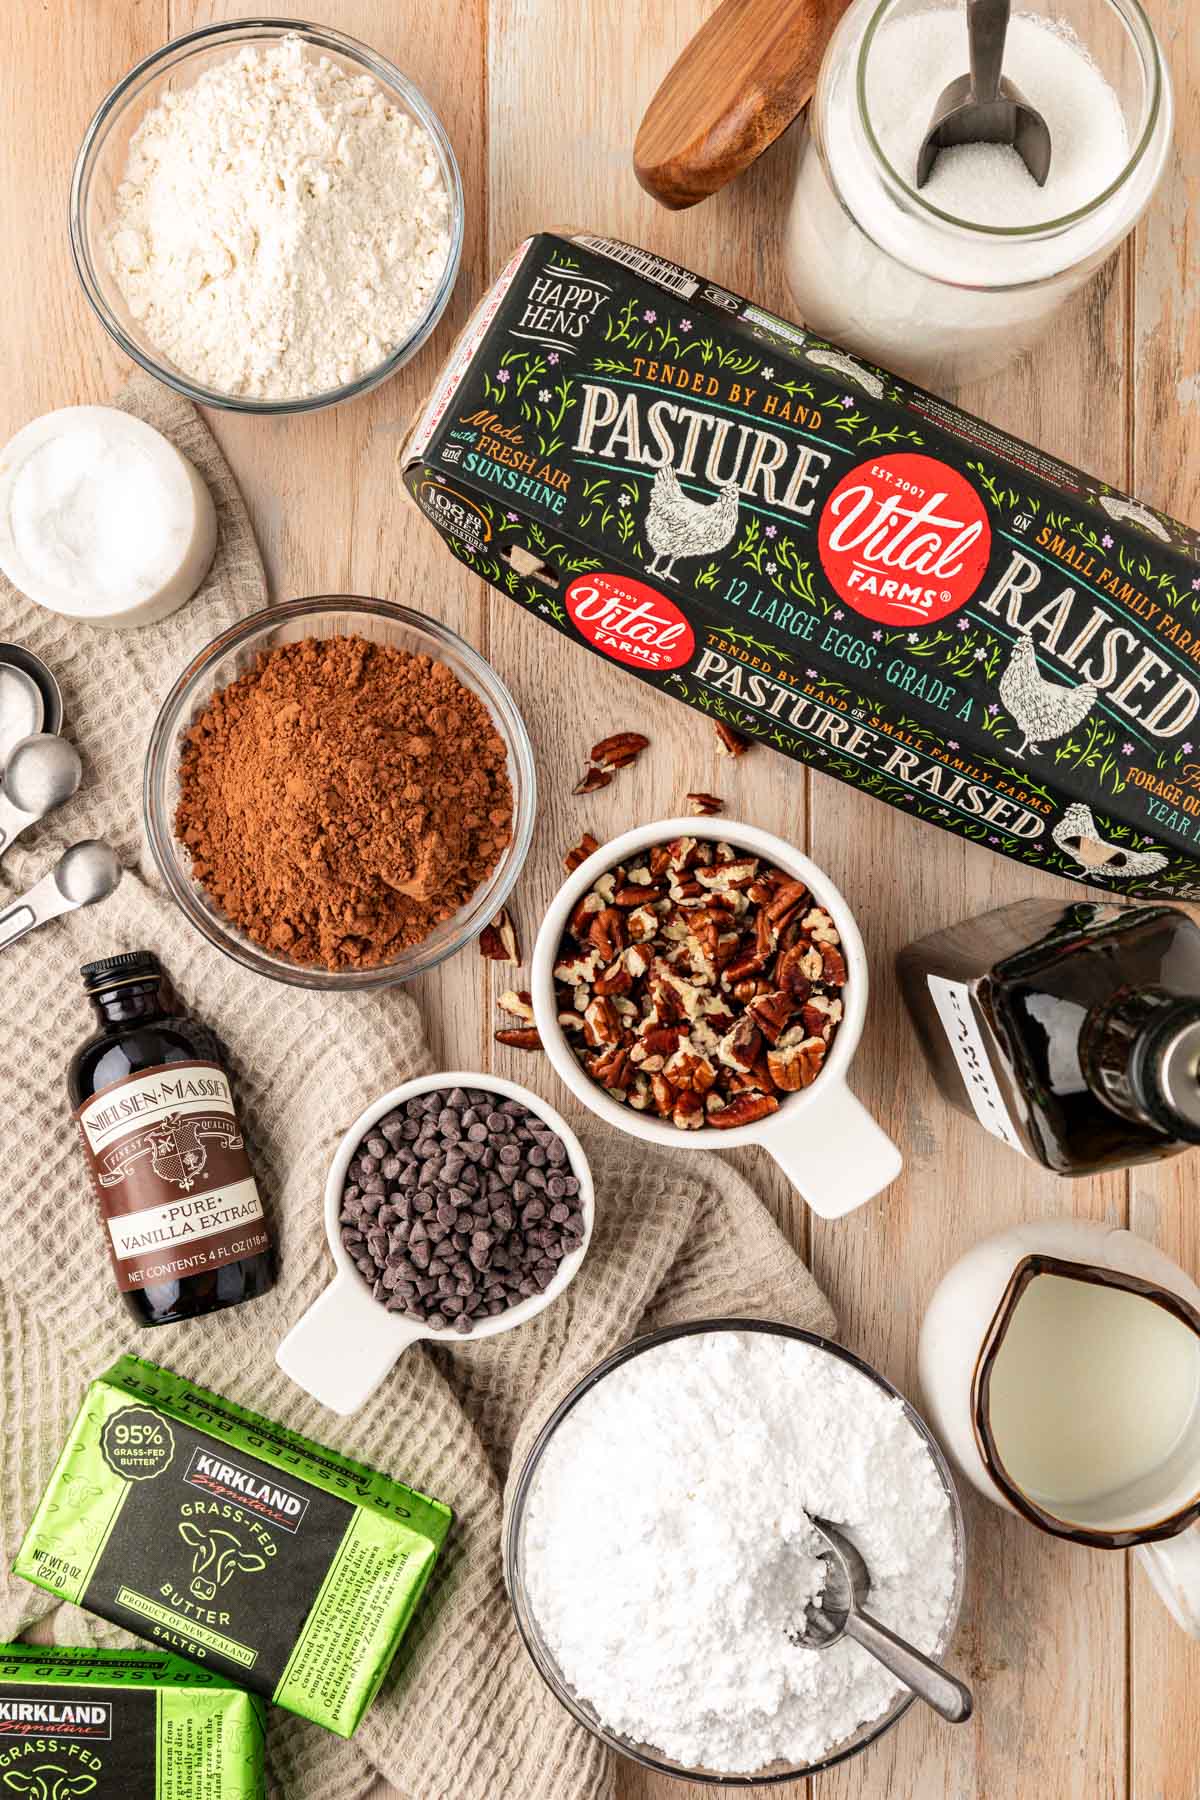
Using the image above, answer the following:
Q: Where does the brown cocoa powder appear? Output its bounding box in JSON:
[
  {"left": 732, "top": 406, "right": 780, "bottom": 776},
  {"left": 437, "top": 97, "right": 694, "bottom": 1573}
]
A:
[{"left": 175, "top": 635, "right": 514, "bottom": 969}]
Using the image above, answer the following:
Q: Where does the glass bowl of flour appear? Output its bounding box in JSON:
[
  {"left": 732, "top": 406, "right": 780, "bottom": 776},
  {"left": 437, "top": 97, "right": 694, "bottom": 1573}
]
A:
[
  {"left": 70, "top": 21, "right": 464, "bottom": 412},
  {"left": 506, "top": 1320, "right": 966, "bottom": 1782}
]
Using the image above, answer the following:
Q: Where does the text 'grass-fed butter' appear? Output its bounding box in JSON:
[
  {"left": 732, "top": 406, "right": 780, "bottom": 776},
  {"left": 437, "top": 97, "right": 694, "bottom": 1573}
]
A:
[
  {"left": 404, "top": 232, "right": 1200, "bottom": 898},
  {"left": 12, "top": 1356, "right": 451, "bottom": 1738},
  {"left": 0, "top": 1643, "right": 266, "bottom": 1798}
]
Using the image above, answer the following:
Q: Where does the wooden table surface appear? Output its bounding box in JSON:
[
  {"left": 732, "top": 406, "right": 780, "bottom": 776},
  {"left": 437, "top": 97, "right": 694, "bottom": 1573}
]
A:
[{"left": 4, "top": 2, "right": 1199, "bottom": 1796}]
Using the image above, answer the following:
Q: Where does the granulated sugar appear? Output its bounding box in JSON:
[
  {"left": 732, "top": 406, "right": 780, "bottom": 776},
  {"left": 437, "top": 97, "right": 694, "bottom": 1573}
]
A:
[
  {"left": 522, "top": 1331, "right": 957, "bottom": 1773},
  {"left": 868, "top": 8, "right": 1128, "bottom": 226}
]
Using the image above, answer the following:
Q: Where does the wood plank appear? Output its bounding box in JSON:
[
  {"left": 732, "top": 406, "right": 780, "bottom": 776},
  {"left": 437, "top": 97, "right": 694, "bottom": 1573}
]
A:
[
  {"left": 164, "top": 0, "right": 491, "bottom": 1114},
  {"left": 1127, "top": 3, "right": 1200, "bottom": 1792},
  {"left": 484, "top": 9, "right": 813, "bottom": 1796},
  {"left": 804, "top": 142, "right": 1133, "bottom": 1800}
]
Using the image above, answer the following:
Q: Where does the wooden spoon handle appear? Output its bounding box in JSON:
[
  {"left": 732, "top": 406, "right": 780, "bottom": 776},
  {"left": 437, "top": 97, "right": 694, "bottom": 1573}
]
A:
[{"left": 634, "top": 0, "right": 852, "bottom": 211}]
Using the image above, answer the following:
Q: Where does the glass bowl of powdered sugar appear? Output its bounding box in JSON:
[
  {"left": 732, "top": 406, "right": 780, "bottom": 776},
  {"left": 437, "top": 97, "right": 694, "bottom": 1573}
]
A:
[
  {"left": 70, "top": 21, "right": 464, "bottom": 412},
  {"left": 506, "top": 1319, "right": 967, "bottom": 1782}
]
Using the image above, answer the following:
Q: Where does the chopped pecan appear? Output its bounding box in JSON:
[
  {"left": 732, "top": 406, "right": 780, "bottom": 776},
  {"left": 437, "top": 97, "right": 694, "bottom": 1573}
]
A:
[
  {"left": 564, "top": 832, "right": 600, "bottom": 873},
  {"left": 746, "top": 989, "right": 797, "bottom": 1044},
  {"left": 497, "top": 989, "right": 534, "bottom": 1021},
  {"left": 569, "top": 891, "right": 606, "bottom": 937},
  {"left": 625, "top": 944, "right": 652, "bottom": 981},
  {"left": 588, "top": 1044, "right": 633, "bottom": 1088},
  {"left": 594, "top": 957, "right": 634, "bottom": 997},
  {"left": 583, "top": 996, "right": 622, "bottom": 1046},
  {"left": 479, "top": 907, "right": 520, "bottom": 963},
  {"left": 573, "top": 765, "right": 613, "bottom": 795},
  {"left": 714, "top": 721, "right": 750, "bottom": 757},
  {"left": 554, "top": 948, "right": 600, "bottom": 986},
  {"left": 494, "top": 1026, "right": 542, "bottom": 1052},
  {"left": 633, "top": 1024, "right": 683, "bottom": 1063},
  {"left": 665, "top": 1048, "right": 717, "bottom": 1094},
  {"left": 558, "top": 1009, "right": 585, "bottom": 1033},
  {"left": 614, "top": 880, "right": 664, "bottom": 907},
  {"left": 767, "top": 1036, "right": 827, "bottom": 1092},
  {"left": 650, "top": 1073, "right": 677, "bottom": 1117},
  {"left": 776, "top": 940, "right": 817, "bottom": 1000},
  {"left": 707, "top": 1092, "right": 779, "bottom": 1128},
  {"left": 589, "top": 906, "right": 626, "bottom": 961},
  {"left": 819, "top": 941, "right": 848, "bottom": 986},
  {"left": 590, "top": 730, "right": 650, "bottom": 769},
  {"left": 766, "top": 879, "right": 809, "bottom": 925},
  {"left": 717, "top": 1015, "right": 762, "bottom": 1072},
  {"left": 686, "top": 792, "right": 724, "bottom": 816},
  {"left": 723, "top": 945, "right": 769, "bottom": 986},
  {"left": 672, "top": 1090, "right": 706, "bottom": 1130}
]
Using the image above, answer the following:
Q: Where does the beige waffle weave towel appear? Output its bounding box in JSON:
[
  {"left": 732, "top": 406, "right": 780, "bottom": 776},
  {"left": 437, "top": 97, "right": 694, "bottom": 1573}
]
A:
[{"left": 0, "top": 374, "right": 836, "bottom": 1800}]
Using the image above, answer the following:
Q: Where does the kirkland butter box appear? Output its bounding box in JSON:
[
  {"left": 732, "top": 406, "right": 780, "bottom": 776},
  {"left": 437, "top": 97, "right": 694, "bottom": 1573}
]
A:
[
  {"left": 404, "top": 231, "right": 1200, "bottom": 899},
  {"left": 0, "top": 1644, "right": 264, "bottom": 1798},
  {"left": 13, "top": 1358, "right": 451, "bottom": 1738}
]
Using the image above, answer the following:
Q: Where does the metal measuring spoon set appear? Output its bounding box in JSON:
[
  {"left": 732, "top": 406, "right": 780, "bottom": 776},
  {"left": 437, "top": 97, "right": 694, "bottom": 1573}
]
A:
[{"left": 0, "top": 645, "right": 121, "bottom": 949}]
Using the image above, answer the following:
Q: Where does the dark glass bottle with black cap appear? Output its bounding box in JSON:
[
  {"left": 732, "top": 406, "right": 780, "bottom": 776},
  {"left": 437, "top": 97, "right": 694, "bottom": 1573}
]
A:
[
  {"left": 68, "top": 950, "right": 275, "bottom": 1326},
  {"left": 897, "top": 900, "right": 1200, "bottom": 1176}
]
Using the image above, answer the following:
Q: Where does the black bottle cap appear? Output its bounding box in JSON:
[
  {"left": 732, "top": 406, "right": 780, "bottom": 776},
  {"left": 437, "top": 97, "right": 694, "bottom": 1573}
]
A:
[{"left": 80, "top": 951, "right": 164, "bottom": 994}]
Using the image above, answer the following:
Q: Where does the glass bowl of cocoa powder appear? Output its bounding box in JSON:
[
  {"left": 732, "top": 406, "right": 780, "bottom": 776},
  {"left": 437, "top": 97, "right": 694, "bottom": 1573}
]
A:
[{"left": 145, "top": 597, "right": 535, "bottom": 988}]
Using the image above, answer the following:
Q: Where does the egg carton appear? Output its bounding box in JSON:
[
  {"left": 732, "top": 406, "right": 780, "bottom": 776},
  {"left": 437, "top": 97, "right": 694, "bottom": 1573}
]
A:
[{"left": 403, "top": 231, "right": 1200, "bottom": 899}]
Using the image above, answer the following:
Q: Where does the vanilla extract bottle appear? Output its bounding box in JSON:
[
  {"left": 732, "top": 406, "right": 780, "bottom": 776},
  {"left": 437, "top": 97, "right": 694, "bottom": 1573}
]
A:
[
  {"left": 898, "top": 900, "right": 1200, "bottom": 1176},
  {"left": 69, "top": 951, "right": 275, "bottom": 1326}
]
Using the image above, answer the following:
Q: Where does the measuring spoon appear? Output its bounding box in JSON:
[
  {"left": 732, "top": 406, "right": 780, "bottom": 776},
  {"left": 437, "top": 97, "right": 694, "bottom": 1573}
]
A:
[
  {"left": 0, "top": 840, "right": 122, "bottom": 951},
  {"left": 0, "top": 732, "right": 83, "bottom": 855}
]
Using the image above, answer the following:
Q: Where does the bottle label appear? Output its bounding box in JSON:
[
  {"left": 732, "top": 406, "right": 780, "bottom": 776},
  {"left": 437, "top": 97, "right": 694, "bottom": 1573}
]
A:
[
  {"left": 74, "top": 1060, "right": 270, "bottom": 1292},
  {"left": 926, "top": 975, "right": 1027, "bottom": 1154}
]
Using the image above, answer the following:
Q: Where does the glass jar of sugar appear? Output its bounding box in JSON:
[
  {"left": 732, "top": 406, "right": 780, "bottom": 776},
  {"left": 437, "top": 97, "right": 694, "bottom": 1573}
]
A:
[{"left": 783, "top": 0, "right": 1171, "bottom": 388}]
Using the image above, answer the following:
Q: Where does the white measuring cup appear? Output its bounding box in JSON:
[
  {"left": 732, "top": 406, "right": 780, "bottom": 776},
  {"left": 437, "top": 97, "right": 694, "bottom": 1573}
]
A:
[{"left": 276, "top": 1072, "right": 594, "bottom": 1415}]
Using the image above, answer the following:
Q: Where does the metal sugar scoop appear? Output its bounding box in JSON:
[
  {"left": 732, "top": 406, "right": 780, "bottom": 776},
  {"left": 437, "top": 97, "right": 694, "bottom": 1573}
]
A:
[
  {"left": 788, "top": 1516, "right": 974, "bottom": 1724},
  {"left": 916, "top": 0, "right": 1052, "bottom": 190}
]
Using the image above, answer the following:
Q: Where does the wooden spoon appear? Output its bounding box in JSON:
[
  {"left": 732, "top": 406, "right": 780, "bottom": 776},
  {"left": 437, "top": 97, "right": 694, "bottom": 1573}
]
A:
[{"left": 634, "top": 0, "right": 852, "bottom": 211}]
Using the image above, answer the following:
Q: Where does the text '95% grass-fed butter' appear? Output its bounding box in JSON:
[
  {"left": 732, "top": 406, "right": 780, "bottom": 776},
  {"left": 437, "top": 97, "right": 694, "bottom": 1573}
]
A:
[
  {"left": 11, "top": 1357, "right": 452, "bottom": 1738},
  {"left": 0, "top": 1643, "right": 265, "bottom": 1799}
]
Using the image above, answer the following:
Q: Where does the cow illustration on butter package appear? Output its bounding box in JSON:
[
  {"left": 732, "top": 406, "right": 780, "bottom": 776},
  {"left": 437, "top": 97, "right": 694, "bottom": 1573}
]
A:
[{"left": 12, "top": 1359, "right": 452, "bottom": 1738}]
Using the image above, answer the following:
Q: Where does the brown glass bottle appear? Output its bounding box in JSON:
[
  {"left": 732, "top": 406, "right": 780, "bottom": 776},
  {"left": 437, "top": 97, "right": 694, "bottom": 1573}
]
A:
[
  {"left": 897, "top": 900, "right": 1200, "bottom": 1176},
  {"left": 68, "top": 950, "right": 275, "bottom": 1326}
]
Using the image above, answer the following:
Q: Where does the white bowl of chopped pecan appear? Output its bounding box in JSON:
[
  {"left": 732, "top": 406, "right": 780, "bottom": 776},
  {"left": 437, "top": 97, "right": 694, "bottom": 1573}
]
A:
[{"left": 531, "top": 820, "right": 901, "bottom": 1218}]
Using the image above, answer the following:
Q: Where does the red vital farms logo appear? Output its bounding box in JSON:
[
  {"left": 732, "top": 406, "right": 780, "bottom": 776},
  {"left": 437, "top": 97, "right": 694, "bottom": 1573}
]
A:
[
  {"left": 565, "top": 572, "right": 695, "bottom": 672},
  {"left": 817, "top": 453, "right": 991, "bottom": 627}
]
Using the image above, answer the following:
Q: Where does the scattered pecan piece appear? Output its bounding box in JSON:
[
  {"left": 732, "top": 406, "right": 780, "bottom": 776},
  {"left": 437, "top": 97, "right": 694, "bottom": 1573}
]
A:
[
  {"left": 590, "top": 730, "right": 650, "bottom": 769},
  {"left": 497, "top": 989, "right": 534, "bottom": 1021},
  {"left": 573, "top": 765, "right": 613, "bottom": 796},
  {"left": 714, "top": 721, "right": 750, "bottom": 757},
  {"left": 479, "top": 907, "right": 520, "bottom": 963},
  {"left": 564, "top": 831, "right": 600, "bottom": 873},
  {"left": 494, "top": 1026, "right": 542, "bottom": 1051},
  {"left": 686, "top": 792, "right": 724, "bottom": 816}
]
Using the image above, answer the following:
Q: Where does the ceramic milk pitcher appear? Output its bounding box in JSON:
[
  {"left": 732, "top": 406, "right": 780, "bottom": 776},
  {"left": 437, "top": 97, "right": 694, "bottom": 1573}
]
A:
[{"left": 919, "top": 1219, "right": 1200, "bottom": 1633}]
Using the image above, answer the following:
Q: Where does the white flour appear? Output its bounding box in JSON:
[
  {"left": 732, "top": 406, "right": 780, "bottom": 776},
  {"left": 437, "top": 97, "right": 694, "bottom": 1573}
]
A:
[
  {"left": 108, "top": 37, "right": 452, "bottom": 399},
  {"left": 522, "top": 1331, "right": 958, "bottom": 1773}
]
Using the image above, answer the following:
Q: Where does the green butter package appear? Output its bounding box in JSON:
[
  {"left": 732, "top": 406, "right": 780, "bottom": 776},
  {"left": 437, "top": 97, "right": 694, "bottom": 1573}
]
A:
[
  {"left": 12, "top": 1357, "right": 452, "bottom": 1738},
  {"left": 0, "top": 1643, "right": 264, "bottom": 1798}
]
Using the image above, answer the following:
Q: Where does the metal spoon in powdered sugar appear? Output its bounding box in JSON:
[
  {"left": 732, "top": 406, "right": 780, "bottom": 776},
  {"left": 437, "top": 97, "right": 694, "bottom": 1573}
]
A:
[{"left": 788, "top": 1516, "right": 974, "bottom": 1724}]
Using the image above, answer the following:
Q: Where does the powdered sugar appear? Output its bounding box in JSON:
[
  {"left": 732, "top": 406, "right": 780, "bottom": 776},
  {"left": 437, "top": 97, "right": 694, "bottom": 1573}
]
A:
[
  {"left": 107, "top": 36, "right": 452, "bottom": 399},
  {"left": 522, "top": 1330, "right": 958, "bottom": 1773}
]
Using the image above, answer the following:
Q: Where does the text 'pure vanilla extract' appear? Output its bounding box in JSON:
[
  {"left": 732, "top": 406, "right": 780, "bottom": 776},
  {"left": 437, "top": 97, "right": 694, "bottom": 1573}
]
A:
[{"left": 68, "top": 950, "right": 275, "bottom": 1327}]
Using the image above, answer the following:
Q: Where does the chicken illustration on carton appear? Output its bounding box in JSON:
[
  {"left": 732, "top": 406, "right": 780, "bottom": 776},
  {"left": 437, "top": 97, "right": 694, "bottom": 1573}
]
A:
[{"left": 403, "top": 231, "right": 1200, "bottom": 899}]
